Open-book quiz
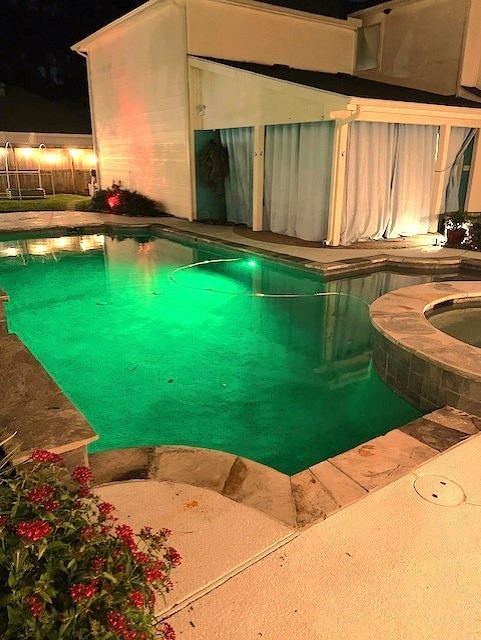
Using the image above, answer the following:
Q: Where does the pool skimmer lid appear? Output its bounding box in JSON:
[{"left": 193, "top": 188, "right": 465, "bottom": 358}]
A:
[{"left": 413, "top": 475, "right": 465, "bottom": 506}]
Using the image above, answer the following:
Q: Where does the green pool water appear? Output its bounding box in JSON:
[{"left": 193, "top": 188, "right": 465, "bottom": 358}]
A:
[{"left": 0, "top": 232, "right": 427, "bottom": 474}]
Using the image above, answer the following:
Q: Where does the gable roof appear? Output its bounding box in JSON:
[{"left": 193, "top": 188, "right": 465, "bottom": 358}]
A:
[
  {"left": 200, "top": 57, "right": 481, "bottom": 108},
  {"left": 0, "top": 86, "right": 91, "bottom": 134}
]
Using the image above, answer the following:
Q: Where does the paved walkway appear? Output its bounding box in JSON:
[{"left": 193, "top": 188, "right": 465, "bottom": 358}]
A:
[{"left": 1, "top": 209, "right": 480, "bottom": 266}]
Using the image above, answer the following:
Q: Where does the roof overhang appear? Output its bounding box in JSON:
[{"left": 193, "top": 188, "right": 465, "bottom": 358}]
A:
[
  {"left": 72, "top": 0, "right": 165, "bottom": 52},
  {"left": 191, "top": 56, "right": 481, "bottom": 128}
]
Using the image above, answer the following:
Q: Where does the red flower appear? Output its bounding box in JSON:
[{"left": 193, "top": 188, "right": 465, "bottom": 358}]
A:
[
  {"left": 132, "top": 551, "right": 150, "bottom": 565},
  {"left": 115, "top": 524, "right": 137, "bottom": 550},
  {"left": 15, "top": 520, "right": 53, "bottom": 542},
  {"left": 98, "top": 502, "right": 115, "bottom": 515},
  {"left": 159, "top": 622, "right": 176, "bottom": 640},
  {"left": 107, "top": 610, "right": 128, "bottom": 633},
  {"left": 81, "top": 525, "right": 98, "bottom": 541},
  {"left": 71, "top": 465, "right": 94, "bottom": 485},
  {"left": 145, "top": 563, "right": 165, "bottom": 583},
  {"left": 42, "top": 499, "right": 60, "bottom": 512},
  {"left": 69, "top": 581, "right": 98, "bottom": 602},
  {"left": 26, "top": 486, "right": 55, "bottom": 504},
  {"left": 128, "top": 590, "right": 144, "bottom": 608},
  {"left": 29, "top": 449, "right": 62, "bottom": 463},
  {"left": 91, "top": 557, "right": 106, "bottom": 572},
  {"left": 165, "top": 547, "right": 182, "bottom": 568},
  {"left": 0, "top": 515, "right": 7, "bottom": 528},
  {"left": 25, "top": 595, "right": 43, "bottom": 618}
]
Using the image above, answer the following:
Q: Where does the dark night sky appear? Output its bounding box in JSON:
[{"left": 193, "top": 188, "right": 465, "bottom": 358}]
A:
[{"left": 0, "top": 0, "right": 383, "bottom": 103}]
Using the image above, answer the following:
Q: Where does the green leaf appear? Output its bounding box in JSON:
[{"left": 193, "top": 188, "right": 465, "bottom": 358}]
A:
[
  {"left": 38, "top": 589, "right": 53, "bottom": 604},
  {"left": 101, "top": 571, "right": 118, "bottom": 584}
]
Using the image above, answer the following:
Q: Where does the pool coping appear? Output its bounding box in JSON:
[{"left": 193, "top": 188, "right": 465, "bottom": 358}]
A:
[
  {"left": 370, "top": 282, "right": 481, "bottom": 417},
  {"left": 90, "top": 406, "right": 480, "bottom": 528},
  {"left": 0, "top": 290, "right": 98, "bottom": 467}
]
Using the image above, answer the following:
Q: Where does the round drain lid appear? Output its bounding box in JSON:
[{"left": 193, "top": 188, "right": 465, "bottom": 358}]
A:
[{"left": 413, "top": 475, "right": 465, "bottom": 506}]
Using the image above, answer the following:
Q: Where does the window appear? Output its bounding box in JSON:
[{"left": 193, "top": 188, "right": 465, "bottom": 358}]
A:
[{"left": 356, "top": 24, "right": 381, "bottom": 72}]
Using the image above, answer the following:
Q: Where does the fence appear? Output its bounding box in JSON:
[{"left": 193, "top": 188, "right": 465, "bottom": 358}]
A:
[{"left": 0, "top": 144, "right": 97, "bottom": 196}]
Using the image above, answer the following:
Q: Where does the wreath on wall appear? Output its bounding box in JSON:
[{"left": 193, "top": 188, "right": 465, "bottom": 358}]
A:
[{"left": 199, "top": 138, "right": 229, "bottom": 195}]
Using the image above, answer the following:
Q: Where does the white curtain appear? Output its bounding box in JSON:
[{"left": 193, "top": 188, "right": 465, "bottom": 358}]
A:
[
  {"left": 341, "top": 122, "right": 398, "bottom": 244},
  {"left": 264, "top": 121, "right": 333, "bottom": 241},
  {"left": 443, "top": 128, "right": 474, "bottom": 214},
  {"left": 219, "top": 127, "right": 253, "bottom": 225},
  {"left": 342, "top": 121, "right": 438, "bottom": 243},
  {"left": 387, "top": 124, "right": 438, "bottom": 237}
]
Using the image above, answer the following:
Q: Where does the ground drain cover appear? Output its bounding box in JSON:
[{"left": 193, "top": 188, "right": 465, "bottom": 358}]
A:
[{"left": 413, "top": 475, "right": 465, "bottom": 506}]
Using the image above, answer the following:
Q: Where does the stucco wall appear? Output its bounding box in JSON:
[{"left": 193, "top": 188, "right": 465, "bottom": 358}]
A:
[
  {"left": 187, "top": 0, "right": 357, "bottom": 75},
  {"left": 86, "top": 2, "right": 192, "bottom": 217},
  {"left": 190, "top": 60, "right": 348, "bottom": 130},
  {"left": 356, "top": 0, "right": 469, "bottom": 96}
]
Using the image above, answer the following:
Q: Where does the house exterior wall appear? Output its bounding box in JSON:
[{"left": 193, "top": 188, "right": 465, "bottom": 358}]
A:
[
  {"left": 187, "top": 0, "right": 358, "bottom": 75},
  {"left": 85, "top": 1, "right": 192, "bottom": 218},
  {"left": 189, "top": 59, "right": 348, "bottom": 130},
  {"left": 355, "top": 0, "right": 469, "bottom": 96}
]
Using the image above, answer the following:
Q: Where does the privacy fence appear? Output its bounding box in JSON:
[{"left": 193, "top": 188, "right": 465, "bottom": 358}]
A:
[{"left": 0, "top": 144, "right": 96, "bottom": 197}]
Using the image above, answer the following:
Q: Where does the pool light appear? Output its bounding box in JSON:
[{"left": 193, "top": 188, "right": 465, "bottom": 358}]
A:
[{"left": 247, "top": 259, "right": 257, "bottom": 267}]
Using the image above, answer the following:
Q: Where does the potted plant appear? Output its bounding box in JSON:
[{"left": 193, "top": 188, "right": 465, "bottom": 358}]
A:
[
  {"left": 0, "top": 447, "right": 180, "bottom": 640},
  {"left": 467, "top": 216, "right": 481, "bottom": 251},
  {"left": 444, "top": 211, "right": 468, "bottom": 247}
]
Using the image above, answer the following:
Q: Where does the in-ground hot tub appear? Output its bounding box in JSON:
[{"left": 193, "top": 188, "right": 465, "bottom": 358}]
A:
[
  {"left": 427, "top": 299, "right": 481, "bottom": 348},
  {"left": 370, "top": 282, "right": 481, "bottom": 417}
]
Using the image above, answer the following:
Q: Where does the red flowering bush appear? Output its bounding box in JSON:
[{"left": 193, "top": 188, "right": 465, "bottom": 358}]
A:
[{"left": 0, "top": 449, "right": 180, "bottom": 639}]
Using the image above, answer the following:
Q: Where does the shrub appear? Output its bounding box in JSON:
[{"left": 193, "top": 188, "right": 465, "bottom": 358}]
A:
[
  {"left": 90, "top": 188, "right": 166, "bottom": 217},
  {"left": 0, "top": 449, "right": 180, "bottom": 640}
]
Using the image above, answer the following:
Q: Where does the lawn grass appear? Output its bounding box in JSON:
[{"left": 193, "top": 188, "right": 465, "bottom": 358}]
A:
[{"left": 0, "top": 194, "right": 92, "bottom": 213}]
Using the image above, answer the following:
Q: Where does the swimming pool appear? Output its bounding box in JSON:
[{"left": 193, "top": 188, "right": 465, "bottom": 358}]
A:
[{"left": 0, "top": 231, "right": 441, "bottom": 475}]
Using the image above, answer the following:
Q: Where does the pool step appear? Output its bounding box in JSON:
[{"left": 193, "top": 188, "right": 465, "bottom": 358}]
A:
[{"left": 91, "top": 406, "right": 480, "bottom": 529}]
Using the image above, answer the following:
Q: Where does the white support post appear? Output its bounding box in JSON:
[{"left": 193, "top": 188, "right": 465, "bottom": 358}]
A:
[
  {"left": 429, "top": 124, "right": 451, "bottom": 232},
  {"left": 466, "top": 131, "right": 481, "bottom": 213},
  {"left": 252, "top": 125, "right": 265, "bottom": 232},
  {"left": 186, "top": 66, "right": 202, "bottom": 222},
  {"left": 326, "top": 121, "right": 349, "bottom": 246}
]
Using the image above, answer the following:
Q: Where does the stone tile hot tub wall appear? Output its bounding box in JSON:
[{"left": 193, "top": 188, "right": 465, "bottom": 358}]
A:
[{"left": 370, "top": 282, "right": 481, "bottom": 417}]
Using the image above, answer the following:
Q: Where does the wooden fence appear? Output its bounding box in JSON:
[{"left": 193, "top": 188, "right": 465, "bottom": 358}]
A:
[{"left": 0, "top": 146, "right": 96, "bottom": 196}]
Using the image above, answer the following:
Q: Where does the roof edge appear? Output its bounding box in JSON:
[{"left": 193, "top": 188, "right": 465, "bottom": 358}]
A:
[{"left": 71, "top": 0, "right": 166, "bottom": 52}]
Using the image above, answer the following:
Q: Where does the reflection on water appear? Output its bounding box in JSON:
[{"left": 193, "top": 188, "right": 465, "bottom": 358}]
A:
[
  {"left": 0, "top": 232, "right": 455, "bottom": 474},
  {"left": 0, "top": 235, "right": 104, "bottom": 263}
]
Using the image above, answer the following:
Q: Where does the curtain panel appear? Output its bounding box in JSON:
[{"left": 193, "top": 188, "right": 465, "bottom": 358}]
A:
[
  {"left": 219, "top": 127, "right": 254, "bottom": 225},
  {"left": 264, "top": 121, "right": 333, "bottom": 242},
  {"left": 443, "top": 128, "right": 476, "bottom": 214},
  {"left": 341, "top": 121, "right": 438, "bottom": 244}
]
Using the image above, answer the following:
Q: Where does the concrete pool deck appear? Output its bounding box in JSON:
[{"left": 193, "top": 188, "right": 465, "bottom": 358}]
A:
[{"left": 2, "top": 210, "right": 481, "bottom": 638}]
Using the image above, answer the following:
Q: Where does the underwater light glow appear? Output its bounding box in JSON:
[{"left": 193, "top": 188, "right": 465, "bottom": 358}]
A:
[{"left": 169, "top": 258, "right": 368, "bottom": 305}]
